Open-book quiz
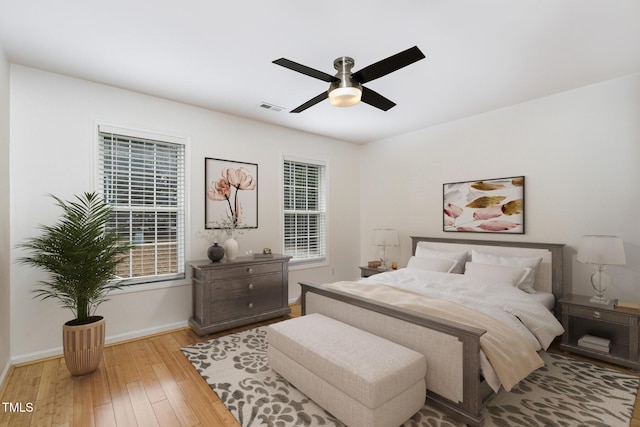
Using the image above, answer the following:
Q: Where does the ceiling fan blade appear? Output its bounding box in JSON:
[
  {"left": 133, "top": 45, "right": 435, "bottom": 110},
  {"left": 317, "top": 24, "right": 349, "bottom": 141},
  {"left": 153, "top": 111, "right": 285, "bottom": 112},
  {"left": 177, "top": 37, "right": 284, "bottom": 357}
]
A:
[
  {"left": 273, "top": 58, "right": 339, "bottom": 83},
  {"left": 361, "top": 86, "right": 396, "bottom": 111},
  {"left": 290, "top": 92, "right": 328, "bottom": 113},
  {"left": 352, "top": 46, "right": 425, "bottom": 84}
]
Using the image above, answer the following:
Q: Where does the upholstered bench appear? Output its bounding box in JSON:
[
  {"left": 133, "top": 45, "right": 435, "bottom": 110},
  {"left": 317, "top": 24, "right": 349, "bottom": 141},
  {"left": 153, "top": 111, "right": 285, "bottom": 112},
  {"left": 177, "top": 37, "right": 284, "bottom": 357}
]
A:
[{"left": 267, "top": 313, "right": 426, "bottom": 427}]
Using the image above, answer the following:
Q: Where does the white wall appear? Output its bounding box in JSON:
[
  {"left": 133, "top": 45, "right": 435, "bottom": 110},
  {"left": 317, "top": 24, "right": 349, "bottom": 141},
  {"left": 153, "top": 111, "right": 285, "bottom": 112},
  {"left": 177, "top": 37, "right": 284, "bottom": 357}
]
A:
[
  {"left": 9, "top": 66, "right": 361, "bottom": 362},
  {"left": 9, "top": 64, "right": 640, "bottom": 365},
  {"left": 0, "top": 45, "right": 11, "bottom": 384},
  {"left": 360, "top": 73, "right": 640, "bottom": 300}
]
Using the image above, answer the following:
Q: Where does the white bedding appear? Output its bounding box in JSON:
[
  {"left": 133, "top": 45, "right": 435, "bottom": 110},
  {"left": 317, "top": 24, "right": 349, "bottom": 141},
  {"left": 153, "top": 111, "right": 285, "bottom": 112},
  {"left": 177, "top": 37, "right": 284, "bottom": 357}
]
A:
[
  {"left": 528, "top": 291, "right": 555, "bottom": 310},
  {"left": 360, "top": 268, "right": 564, "bottom": 353},
  {"left": 357, "top": 268, "right": 564, "bottom": 392}
]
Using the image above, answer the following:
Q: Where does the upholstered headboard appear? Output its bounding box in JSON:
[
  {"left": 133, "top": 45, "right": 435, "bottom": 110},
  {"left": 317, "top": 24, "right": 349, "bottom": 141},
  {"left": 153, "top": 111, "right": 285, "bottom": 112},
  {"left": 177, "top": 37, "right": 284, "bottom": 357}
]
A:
[{"left": 410, "top": 236, "right": 565, "bottom": 313}]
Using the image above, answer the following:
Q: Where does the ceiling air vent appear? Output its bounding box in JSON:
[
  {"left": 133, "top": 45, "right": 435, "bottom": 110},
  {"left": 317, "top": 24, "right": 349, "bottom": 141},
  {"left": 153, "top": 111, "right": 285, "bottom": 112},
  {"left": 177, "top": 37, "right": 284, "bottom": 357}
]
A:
[{"left": 258, "top": 102, "right": 284, "bottom": 112}]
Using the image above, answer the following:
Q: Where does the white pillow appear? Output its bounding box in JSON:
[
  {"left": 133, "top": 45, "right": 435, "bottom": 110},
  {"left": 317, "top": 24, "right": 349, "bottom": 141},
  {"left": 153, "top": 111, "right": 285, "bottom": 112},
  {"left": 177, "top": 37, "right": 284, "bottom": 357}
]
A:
[
  {"left": 464, "top": 262, "right": 532, "bottom": 288},
  {"left": 407, "top": 256, "right": 457, "bottom": 273},
  {"left": 471, "top": 250, "right": 542, "bottom": 293},
  {"left": 414, "top": 246, "right": 468, "bottom": 274}
]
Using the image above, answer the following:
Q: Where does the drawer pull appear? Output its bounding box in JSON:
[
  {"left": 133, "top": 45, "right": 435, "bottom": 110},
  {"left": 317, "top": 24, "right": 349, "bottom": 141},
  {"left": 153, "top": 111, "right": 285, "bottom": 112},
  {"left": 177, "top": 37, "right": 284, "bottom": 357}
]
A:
[
  {"left": 247, "top": 267, "right": 254, "bottom": 273},
  {"left": 248, "top": 302, "right": 254, "bottom": 309},
  {"left": 593, "top": 311, "right": 601, "bottom": 319},
  {"left": 248, "top": 283, "right": 254, "bottom": 290}
]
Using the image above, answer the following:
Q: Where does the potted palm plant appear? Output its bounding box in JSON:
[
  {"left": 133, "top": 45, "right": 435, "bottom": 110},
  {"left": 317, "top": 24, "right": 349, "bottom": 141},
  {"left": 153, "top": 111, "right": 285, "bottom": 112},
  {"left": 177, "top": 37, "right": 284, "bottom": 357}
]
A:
[{"left": 18, "top": 192, "right": 131, "bottom": 376}]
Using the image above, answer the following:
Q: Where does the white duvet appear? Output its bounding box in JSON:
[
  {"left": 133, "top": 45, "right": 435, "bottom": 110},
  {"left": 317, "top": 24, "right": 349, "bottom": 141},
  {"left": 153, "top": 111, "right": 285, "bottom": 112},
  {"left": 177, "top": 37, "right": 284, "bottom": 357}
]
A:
[{"left": 360, "top": 268, "right": 564, "bottom": 352}]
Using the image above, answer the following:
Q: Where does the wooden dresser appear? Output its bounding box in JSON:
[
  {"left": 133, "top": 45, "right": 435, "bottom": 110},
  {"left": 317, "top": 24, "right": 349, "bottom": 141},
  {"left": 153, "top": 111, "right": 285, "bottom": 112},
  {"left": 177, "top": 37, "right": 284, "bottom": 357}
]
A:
[{"left": 189, "top": 254, "right": 292, "bottom": 336}]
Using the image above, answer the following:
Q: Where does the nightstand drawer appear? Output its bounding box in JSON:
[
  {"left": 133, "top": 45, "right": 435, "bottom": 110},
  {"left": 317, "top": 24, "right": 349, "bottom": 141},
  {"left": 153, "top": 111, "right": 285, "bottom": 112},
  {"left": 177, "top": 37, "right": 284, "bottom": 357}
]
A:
[
  {"left": 567, "top": 305, "right": 629, "bottom": 325},
  {"left": 359, "top": 266, "right": 384, "bottom": 277}
]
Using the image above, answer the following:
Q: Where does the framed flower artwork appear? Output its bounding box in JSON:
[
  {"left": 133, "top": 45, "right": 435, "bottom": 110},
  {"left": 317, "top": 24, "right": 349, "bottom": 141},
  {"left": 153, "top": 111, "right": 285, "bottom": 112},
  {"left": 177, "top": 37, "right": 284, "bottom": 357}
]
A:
[
  {"left": 443, "top": 176, "right": 524, "bottom": 233},
  {"left": 205, "top": 158, "right": 258, "bottom": 229}
]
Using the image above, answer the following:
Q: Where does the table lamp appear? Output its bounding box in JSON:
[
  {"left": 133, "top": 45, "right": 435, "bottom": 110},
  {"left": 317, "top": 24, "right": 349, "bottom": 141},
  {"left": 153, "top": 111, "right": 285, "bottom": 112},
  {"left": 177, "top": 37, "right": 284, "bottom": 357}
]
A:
[
  {"left": 372, "top": 228, "right": 398, "bottom": 271},
  {"left": 577, "top": 235, "right": 626, "bottom": 305}
]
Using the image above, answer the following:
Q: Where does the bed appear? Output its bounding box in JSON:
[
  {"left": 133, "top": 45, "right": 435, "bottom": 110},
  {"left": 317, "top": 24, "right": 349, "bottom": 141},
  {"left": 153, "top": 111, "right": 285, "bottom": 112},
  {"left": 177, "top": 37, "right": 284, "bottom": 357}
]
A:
[{"left": 299, "top": 236, "right": 565, "bottom": 427}]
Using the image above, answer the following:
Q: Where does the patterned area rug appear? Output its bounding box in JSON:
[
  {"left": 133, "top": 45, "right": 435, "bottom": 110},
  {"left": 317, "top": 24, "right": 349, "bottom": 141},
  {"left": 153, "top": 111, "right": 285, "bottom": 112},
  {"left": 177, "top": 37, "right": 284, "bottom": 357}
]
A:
[{"left": 181, "top": 327, "right": 639, "bottom": 427}]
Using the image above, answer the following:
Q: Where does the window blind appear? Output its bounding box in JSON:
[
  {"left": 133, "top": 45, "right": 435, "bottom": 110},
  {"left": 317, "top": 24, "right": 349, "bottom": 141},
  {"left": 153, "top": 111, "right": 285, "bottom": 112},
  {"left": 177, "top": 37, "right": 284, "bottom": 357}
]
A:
[
  {"left": 98, "top": 128, "right": 186, "bottom": 284},
  {"left": 283, "top": 158, "right": 327, "bottom": 263}
]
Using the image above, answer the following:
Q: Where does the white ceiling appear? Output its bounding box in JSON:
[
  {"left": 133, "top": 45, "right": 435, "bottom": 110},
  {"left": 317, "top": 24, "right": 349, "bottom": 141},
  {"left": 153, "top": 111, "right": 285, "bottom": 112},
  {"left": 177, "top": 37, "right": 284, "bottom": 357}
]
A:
[{"left": 1, "top": 1, "right": 639, "bottom": 144}]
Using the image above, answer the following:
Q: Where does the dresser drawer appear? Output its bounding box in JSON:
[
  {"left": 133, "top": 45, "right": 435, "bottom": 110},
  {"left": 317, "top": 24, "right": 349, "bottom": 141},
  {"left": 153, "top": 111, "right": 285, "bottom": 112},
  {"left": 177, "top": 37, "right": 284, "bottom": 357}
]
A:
[
  {"left": 209, "top": 291, "right": 283, "bottom": 322},
  {"left": 567, "top": 305, "right": 630, "bottom": 325},
  {"left": 208, "top": 272, "right": 283, "bottom": 299},
  {"left": 198, "top": 261, "right": 283, "bottom": 281}
]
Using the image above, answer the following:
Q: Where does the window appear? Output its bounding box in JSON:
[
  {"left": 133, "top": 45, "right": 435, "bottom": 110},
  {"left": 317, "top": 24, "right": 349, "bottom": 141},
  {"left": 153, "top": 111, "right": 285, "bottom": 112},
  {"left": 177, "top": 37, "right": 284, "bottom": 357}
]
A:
[
  {"left": 283, "top": 157, "right": 327, "bottom": 264},
  {"left": 98, "top": 125, "right": 186, "bottom": 284}
]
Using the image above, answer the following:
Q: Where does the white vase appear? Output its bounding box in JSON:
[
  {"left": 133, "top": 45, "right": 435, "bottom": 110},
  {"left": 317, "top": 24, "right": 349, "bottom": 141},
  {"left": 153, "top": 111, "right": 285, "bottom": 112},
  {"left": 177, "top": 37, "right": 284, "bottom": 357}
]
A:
[{"left": 224, "top": 238, "right": 238, "bottom": 261}]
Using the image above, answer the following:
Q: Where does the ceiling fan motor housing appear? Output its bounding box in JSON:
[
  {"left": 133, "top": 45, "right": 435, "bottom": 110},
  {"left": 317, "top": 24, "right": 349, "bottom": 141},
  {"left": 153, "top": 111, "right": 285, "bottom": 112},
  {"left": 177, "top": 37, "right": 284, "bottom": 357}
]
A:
[{"left": 329, "top": 56, "right": 362, "bottom": 106}]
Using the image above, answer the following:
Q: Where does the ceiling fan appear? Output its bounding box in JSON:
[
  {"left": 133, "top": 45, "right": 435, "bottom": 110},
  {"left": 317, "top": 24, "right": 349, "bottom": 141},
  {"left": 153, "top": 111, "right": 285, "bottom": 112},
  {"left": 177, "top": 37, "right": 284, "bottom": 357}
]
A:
[{"left": 273, "top": 46, "right": 425, "bottom": 113}]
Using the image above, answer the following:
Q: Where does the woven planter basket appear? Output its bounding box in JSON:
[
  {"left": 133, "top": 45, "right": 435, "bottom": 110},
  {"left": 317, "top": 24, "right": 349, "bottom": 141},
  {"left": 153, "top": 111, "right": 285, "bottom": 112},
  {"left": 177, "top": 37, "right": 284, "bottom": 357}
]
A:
[{"left": 62, "top": 316, "right": 105, "bottom": 376}]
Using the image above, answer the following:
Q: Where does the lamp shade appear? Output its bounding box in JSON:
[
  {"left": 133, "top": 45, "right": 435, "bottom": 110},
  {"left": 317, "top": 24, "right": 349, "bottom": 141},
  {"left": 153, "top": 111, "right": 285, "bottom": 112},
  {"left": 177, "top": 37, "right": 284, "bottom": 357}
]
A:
[
  {"left": 577, "top": 235, "right": 626, "bottom": 265},
  {"left": 372, "top": 228, "right": 398, "bottom": 246},
  {"left": 328, "top": 86, "right": 362, "bottom": 107}
]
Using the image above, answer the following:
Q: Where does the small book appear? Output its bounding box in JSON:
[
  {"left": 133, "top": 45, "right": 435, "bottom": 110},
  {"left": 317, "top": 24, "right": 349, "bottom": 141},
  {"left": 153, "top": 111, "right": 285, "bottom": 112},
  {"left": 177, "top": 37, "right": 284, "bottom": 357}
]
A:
[
  {"left": 579, "top": 334, "right": 611, "bottom": 347},
  {"left": 578, "top": 335, "right": 611, "bottom": 353},
  {"left": 577, "top": 341, "right": 610, "bottom": 353},
  {"left": 614, "top": 300, "right": 640, "bottom": 311}
]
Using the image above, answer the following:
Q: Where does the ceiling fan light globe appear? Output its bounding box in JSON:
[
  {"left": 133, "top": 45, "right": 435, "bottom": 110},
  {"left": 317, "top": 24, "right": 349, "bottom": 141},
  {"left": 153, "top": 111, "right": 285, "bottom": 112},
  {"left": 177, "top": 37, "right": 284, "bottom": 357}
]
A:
[{"left": 328, "top": 87, "right": 362, "bottom": 107}]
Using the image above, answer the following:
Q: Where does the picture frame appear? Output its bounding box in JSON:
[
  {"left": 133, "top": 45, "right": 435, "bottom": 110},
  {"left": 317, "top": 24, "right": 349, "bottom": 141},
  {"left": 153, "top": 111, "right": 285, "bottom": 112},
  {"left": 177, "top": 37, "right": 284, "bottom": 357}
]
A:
[
  {"left": 443, "top": 176, "right": 524, "bottom": 233},
  {"left": 205, "top": 158, "right": 258, "bottom": 229}
]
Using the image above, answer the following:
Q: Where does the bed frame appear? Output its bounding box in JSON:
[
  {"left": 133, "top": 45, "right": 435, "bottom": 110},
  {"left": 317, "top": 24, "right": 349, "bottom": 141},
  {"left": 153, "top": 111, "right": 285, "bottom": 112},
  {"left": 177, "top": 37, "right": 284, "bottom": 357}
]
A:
[{"left": 300, "top": 236, "right": 564, "bottom": 427}]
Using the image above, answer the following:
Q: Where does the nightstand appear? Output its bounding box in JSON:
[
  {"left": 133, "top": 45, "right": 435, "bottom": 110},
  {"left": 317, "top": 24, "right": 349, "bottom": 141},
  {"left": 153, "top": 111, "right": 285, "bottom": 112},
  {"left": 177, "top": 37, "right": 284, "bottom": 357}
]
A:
[
  {"left": 359, "top": 266, "right": 385, "bottom": 277},
  {"left": 559, "top": 294, "right": 640, "bottom": 370}
]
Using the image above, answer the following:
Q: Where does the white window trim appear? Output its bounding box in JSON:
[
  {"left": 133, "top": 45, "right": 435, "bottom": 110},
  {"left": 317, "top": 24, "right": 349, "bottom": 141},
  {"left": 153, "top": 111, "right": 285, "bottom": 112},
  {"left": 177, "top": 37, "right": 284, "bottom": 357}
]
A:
[
  {"left": 93, "top": 121, "right": 191, "bottom": 290},
  {"left": 281, "top": 154, "right": 329, "bottom": 269}
]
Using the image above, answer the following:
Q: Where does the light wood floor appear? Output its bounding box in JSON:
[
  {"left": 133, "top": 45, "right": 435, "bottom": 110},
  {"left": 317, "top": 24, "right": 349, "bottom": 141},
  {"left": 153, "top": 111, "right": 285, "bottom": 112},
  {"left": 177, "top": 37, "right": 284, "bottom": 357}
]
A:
[
  {"left": 1, "top": 303, "right": 639, "bottom": 427},
  {"left": 0, "top": 305, "right": 301, "bottom": 427}
]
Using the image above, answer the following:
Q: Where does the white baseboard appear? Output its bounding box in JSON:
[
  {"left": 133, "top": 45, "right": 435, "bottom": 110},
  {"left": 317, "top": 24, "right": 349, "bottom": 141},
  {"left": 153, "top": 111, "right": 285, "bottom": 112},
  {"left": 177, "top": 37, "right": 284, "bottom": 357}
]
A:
[
  {"left": 0, "top": 359, "right": 11, "bottom": 391},
  {"left": 11, "top": 320, "right": 189, "bottom": 366},
  {"left": 11, "top": 347, "right": 63, "bottom": 365},
  {"left": 105, "top": 320, "right": 189, "bottom": 345},
  {"left": 289, "top": 295, "right": 301, "bottom": 305}
]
